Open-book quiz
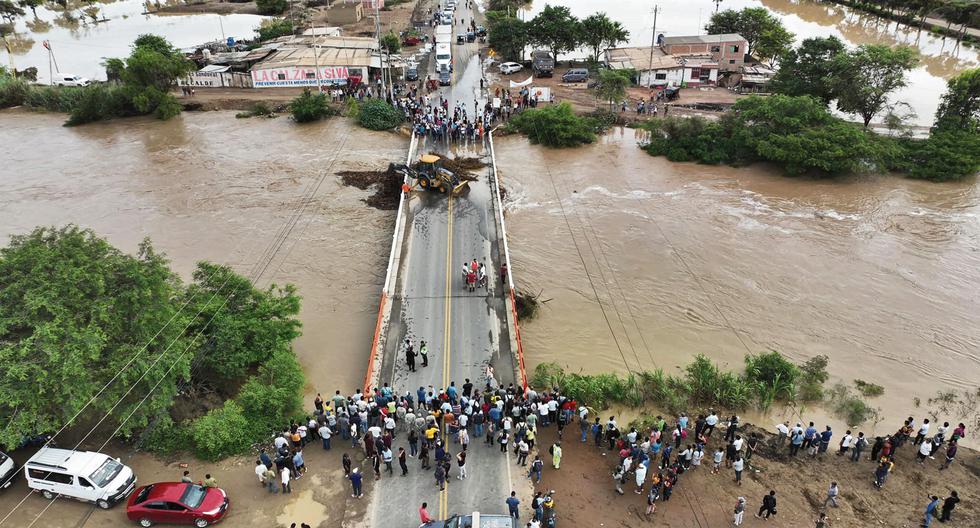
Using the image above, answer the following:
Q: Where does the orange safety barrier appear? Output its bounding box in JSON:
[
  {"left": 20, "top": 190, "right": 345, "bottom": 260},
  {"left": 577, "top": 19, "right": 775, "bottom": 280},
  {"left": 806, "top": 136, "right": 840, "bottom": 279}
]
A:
[
  {"left": 363, "top": 292, "right": 387, "bottom": 394},
  {"left": 509, "top": 287, "right": 528, "bottom": 393}
]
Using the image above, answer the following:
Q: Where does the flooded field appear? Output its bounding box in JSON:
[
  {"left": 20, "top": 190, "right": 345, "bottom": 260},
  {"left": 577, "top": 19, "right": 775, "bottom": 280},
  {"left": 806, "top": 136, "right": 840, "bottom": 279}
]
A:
[
  {"left": 0, "top": 109, "right": 404, "bottom": 395},
  {"left": 0, "top": 0, "right": 263, "bottom": 84},
  {"left": 494, "top": 128, "right": 980, "bottom": 434},
  {"left": 517, "top": 0, "right": 978, "bottom": 125}
]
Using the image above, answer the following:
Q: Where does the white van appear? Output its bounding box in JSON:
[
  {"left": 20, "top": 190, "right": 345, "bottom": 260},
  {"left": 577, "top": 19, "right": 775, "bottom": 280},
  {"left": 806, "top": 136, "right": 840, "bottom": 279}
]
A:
[
  {"left": 0, "top": 451, "right": 16, "bottom": 490},
  {"left": 54, "top": 74, "right": 91, "bottom": 87},
  {"left": 25, "top": 448, "right": 136, "bottom": 509},
  {"left": 435, "top": 42, "right": 452, "bottom": 71}
]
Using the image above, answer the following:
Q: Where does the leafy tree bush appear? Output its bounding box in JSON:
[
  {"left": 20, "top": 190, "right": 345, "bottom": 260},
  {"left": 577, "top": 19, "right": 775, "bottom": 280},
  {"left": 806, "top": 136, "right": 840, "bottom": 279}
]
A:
[
  {"left": 798, "top": 355, "right": 829, "bottom": 401},
  {"left": 528, "top": 4, "right": 582, "bottom": 63},
  {"left": 745, "top": 350, "right": 800, "bottom": 409},
  {"left": 854, "top": 379, "right": 885, "bottom": 397},
  {"left": 380, "top": 31, "right": 400, "bottom": 54},
  {"left": 828, "top": 383, "right": 880, "bottom": 427},
  {"left": 236, "top": 348, "right": 305, "bottom": 435},
  {"left": 901, "top": 131, "right": 980, "bottom": 181},
  {"left": 290, "top": 89, "right": 332, "bottom": 123},
  {"left": 190, "top": 401, "right": 254, "bottom": 460},
  {"left": 506, "top": 102, "right": 596, "bottom": 148},
  {"left": 486, "top": 14, "right": 527, "bottom": 62},
  {"left": 593, "top": 69, "right": 630, "bottom": 110},
  {"left": 0, "top": 226, "right": 193, "bottom": 449},
  {"left": 65, "top": 84, "right": 137, "bottom": 126},
  {"left": 830, "top": 44, "right": 918, "bottom": 128},
  {"left": 255, "top": 18, "right": 294, "bottom": 42},
  {"left": 0, "top": 72, "right": 28, "bottom": 107},
  {"left": 769, "top": 36, "right": 847, "bottom": 104},
  {"left": 256, "top": 0, "right": 287, "bottom": 15},
  {"left": 357, "top": 98, "right": 403, "bottom": 130},
  {"left": 580, "top": 13, "right": 629, "bottom": 64},
  {"left": 184, "top": 262, "right": 301, "bottom": 383},
  {"left": 933, "top": 68, "right": 979, "bottom": 134}
]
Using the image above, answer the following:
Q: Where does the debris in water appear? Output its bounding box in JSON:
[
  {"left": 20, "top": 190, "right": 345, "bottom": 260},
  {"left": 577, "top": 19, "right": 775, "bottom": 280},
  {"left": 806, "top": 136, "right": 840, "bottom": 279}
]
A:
[{"left": 337, "top": 167, "right": 401, "bottom": 210}]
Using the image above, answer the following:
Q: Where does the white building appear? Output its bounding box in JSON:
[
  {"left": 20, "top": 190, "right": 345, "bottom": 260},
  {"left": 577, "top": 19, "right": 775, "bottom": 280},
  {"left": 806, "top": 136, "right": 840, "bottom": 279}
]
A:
[{"left": 605, "top": 46, "right": 719, "bottom": 88}]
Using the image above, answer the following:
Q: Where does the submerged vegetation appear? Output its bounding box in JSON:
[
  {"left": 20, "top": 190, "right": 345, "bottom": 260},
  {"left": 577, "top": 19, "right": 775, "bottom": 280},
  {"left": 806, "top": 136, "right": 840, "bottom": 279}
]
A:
[{"left": 532, "top": 350, "right": 829, "bottom": 414}]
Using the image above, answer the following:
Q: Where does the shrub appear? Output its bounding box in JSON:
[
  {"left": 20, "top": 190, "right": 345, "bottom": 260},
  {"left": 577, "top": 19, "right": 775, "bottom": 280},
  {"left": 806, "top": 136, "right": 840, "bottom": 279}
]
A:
[
  {"left": 255, "top": 18, "right": 294, "bottom": 42},
  {"left": 357, "top": 98, "right": 403, "bottom": 130},
  {"left": 531, "top": 362, "right": 567, "bottom": 391},
  {"left": 829, "top": 383, "right": 879, "bottom": 427},
  {"left": 237, "top": 348, "right": 305, "bottom": 434},
  {"left": 507, "top": 103, "right": 597, "bottom": 148},
  {"left": 745, "top": 351, "right": 799, "bottom": 409},
  {"left": 903, "top": 131, "right": 980, "bottom": 182},
  {"left": 854, "top": 379, "right": 885, "bottom": 398},
  {"left": 798, "top": 354, "right": 829, "bottom": 401},
  {"left": 140, "top": 415, "right": 192, "bottom": 455},
  {"left": 190, "top": 401, "right": 255, "bottom": 460},
  {"left": 256, "top": 0, "right": 287, "bottom": 15},
  {"left": 0, "top": 75, "right": 29, "bottom": 108},
  {"left": 65, "top": 84, "right": 137, "bottom": 126},
  {"left": 290, "top": 89, "right": 332, "bottom": 123}
]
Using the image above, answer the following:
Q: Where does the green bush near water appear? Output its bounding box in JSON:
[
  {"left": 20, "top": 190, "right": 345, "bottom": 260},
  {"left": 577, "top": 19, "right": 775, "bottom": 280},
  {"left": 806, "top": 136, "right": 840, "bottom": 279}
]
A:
[
  {"left": 290, "top": 89, "right": 334, "bottom": 123},
  {"left": 357, "top": 98, "right": 403, "bottom": 130},
  {"left": 506, "top": 102, "right": 599, "bottom": 148}
]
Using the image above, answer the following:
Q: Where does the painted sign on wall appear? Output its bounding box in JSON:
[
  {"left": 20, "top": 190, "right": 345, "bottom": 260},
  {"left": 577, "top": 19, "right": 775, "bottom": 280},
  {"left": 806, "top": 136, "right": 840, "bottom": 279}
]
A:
[{"left": 251, "top": 66, "right": 354, "bottom": 88}]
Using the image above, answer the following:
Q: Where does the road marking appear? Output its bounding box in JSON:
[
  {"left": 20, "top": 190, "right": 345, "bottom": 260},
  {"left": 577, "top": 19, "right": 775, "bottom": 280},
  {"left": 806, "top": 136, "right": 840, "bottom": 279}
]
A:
[{"left": 439, "top": 193, "right": 455, "bottom": 520}]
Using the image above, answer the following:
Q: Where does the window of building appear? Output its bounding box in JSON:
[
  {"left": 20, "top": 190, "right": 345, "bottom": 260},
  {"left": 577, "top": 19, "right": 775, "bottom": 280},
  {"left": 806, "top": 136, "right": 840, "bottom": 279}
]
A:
[
  {"left": 700, "top": 69, "right": 711, "bottom": 81},
  {"left": 730, "top": 45, "right": 740, "bottom": 53},
  {"left": 710, "top": 45, "right": 721, "bottom": 53},
  {"left": 276, "top": 73, "right": 286, "bottom": 80},
  {"left": 654, "top": 72, "right": 667, "bottom": 80},
  {"left": 690, "top": 68, "right": 701, "bottom": 80},
  {"left": 729, "top": 59, "right": 736, "bottom": 64},
  {"left": 306, "top": 72, "right": 316, "bottom": 79}
]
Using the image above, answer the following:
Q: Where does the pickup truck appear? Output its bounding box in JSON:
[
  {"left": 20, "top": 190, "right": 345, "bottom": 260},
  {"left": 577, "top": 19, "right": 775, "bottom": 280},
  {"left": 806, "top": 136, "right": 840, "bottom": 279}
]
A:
[
  {"left": 531, "top": 50, "right": 554, "bottom": 78},
  {"left": 422, "top": 512, "right": 515, "bottom": 528}
]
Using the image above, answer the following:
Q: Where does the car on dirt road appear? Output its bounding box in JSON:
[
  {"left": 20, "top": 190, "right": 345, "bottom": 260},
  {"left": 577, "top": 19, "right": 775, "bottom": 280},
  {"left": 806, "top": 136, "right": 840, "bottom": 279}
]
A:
[
  {"left": 561, "top": 68, "right": 589, "bottom": 83},
  {"left": 25, "top": 447, "right": 136, "bottom": 509},
  {"left": 126, "top": 482, "right": 229, "bottom": 527},
  {"left": 498, "top": 62, "right": 523, "bottom": 75},
  {"left": 421, "top": 512, "right": 515, "bottom": 528}
]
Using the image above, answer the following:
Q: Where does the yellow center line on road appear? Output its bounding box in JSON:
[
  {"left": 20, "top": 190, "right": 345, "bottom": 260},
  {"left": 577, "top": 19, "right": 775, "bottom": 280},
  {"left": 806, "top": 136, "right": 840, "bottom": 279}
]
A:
[{"left": 439, "top": 194, "right": 455, "bottom": 520}]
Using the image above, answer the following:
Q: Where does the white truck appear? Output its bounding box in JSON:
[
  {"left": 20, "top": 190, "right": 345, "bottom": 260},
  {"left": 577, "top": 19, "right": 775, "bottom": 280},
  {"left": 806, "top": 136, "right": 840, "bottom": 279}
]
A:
[
  {"left": 435, "top": 42, "right": 452, "bottom": 71},
  {"left": 435, "top": 24, "right": 452, "bottom": 45}
]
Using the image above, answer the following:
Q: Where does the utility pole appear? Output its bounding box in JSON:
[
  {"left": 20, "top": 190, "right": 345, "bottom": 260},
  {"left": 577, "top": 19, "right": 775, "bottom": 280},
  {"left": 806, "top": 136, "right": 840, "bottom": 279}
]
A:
[
  {"left": 647, "top": 4, "right": 659, "bottom": 88},
  {"left": 312, "top": 25, "right": 323, "bottom": 92},
  {"left": 375, "top": 0, "right": 384, "bottom": 97}
]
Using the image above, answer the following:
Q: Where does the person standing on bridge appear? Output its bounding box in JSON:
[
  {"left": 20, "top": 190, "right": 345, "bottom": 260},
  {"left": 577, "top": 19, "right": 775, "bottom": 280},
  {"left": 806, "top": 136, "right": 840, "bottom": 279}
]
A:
[
  {"left": 398, "top": 447, "right": 409, "bottom": 476},
  {"left": 405, "top": 339, "right": 417, "bottom": 372}
]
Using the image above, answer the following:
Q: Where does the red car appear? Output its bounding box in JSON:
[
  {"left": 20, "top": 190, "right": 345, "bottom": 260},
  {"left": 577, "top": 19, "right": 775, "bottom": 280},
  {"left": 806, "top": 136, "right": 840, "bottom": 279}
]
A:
[{"left": 126, "top": 482, "right": 229, "bottom": 527}]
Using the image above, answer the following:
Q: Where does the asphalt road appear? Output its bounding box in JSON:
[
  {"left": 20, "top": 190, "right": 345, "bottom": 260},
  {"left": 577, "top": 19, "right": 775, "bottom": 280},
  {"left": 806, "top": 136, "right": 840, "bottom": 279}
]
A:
[{"left": 370, "top": 2, "right": 519, "bottom": 526}]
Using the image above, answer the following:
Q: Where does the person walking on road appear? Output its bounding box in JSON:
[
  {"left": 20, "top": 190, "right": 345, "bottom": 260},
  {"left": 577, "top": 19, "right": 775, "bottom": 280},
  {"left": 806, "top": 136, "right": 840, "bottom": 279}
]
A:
[
  {"left": 551, "top": 442, "right": 562, "bottom": 469},
  {"left": 398, "top": 447, "right": 409, "bottom": 476},
  {"left": 420, "top": 340, "right": 429, "bottom": 367},
  {"left": 435, "top": 464, "right": 446, "bottom": 491},
  {"left": 756, "top": 490, "right": 776, "bottom": 519},
  {"left": 457, "top": 450, "right": 468, "bottom": 480},
  {"left": 342, "top": 453, "right": 352, "bottom": 477},
  {"left": 529, "top": 455, "right": 544, "bottom": 483},
  {"left": 506, "top": 491, "right": 521, "bottom": 520},
  {"left": 349, "top": 468, "right": 363, "bottom": 498},
  {"left": 419, "top": 502, "right": 433, "bottom": 524}
]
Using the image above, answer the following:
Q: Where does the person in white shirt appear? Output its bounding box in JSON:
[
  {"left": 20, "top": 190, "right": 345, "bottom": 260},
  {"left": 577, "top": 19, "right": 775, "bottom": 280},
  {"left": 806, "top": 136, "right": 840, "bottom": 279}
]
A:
[
  {"left": 254, "top": 460, "right": 266, "bottom": 484},
  {"left": 692, "top": 446, "right": 704, "bottom": 468},
  {"left": 838, "top": 430, "right": 853, "bottom": 455},
  {"left": 318, "top": 424, "right": 332, "bottom": 450},
  {"left": 280, "top": 467, "right": 292, "bottom": 493},
  {"left": 914, "top": 419, "right": 931, "bottom": 446},
  {"left": 733, "top": 435, "right": 744, "bottom": 452},
  {"left": 917, "top": 439, "right": 933, "bottom": 463},
  {"left": 732, "top": 455, "right": 745, "bottom": 485},
  {"left": 368, "top": 425, "right": 382, "bottom": 439},
  {"left": 705, "top": 412, "right": 719, "bottom": 438},
  {"left": 775, "top": 422, "right": 790, "bottom": 446},
  {"left": 274, "top": 434, "right": 288, "bottom": 451}
]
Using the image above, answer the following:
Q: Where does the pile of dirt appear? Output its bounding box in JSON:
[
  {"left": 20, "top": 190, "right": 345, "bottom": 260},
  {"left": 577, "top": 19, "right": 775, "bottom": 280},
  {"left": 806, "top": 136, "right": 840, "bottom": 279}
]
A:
[
  {"left": 424, "top": 152, "right": 485, "bottom": 181},
  {"left": 337, "top": 167, "right": 402, "bottom": 210}
]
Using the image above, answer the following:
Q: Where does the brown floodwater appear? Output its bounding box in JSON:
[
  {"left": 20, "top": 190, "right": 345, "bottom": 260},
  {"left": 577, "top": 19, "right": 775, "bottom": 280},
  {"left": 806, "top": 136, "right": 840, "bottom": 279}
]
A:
[
  {"left": 494, "top": 128, "right": 980, "bottom": 436},
  {"left": 0, "top": 109, "right": 404, "bottom": 397}
]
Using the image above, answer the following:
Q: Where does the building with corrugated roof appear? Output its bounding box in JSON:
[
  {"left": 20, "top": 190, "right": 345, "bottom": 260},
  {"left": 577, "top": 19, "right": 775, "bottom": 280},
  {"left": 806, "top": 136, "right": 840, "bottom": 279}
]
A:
[{"left": 660, "top": 33, "right": 747, "bottom": 71}]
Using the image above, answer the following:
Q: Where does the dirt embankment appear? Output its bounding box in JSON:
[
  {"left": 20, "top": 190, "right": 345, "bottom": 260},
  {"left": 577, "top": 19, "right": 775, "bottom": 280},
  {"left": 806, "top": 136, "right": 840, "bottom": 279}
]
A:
[
  {"left": 337, "top": 156, "right": 486, "bottom": 210},
  {"left": 531, "top": 423, "right": 978, "bottom": 528}
]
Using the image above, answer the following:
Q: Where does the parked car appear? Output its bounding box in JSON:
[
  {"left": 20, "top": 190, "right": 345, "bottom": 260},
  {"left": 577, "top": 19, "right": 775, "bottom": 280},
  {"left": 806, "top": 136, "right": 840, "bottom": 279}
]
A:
[
  {"left": 402, "top": 34, "right": 421, "bottom": 46},
  {"left": 54, "top": 74, "right": 90, "bottom": 87},
  {"left": 456, "top": 35, "right": 465, "bottom": 44},
  {"left": 498, "top": 62, "right": 523, "bottom": 75},
  {"left": 561, "top": 68, "right": 589, "bottom": 83},
  {"left": 25, "top": 447, "right": 136, "bottom": 509},
  {"left": 0, "top": 451, "right": 17, "bottom": 491},
  {"left": 466, "top": 31, "right": 475, "bottom": 42},
  {"left": 531, "top": 50, "right": 554, "bottom": 77},
  {"left": 126, "top": 482, "right": 229, "bottom": 527},
  {"left": 405, "top": 65, "right": 419, "bottom": 81}
]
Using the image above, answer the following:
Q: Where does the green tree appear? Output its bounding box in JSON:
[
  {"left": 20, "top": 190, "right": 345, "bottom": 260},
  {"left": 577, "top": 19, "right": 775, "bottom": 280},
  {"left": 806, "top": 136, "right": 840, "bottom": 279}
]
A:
[
  {"left": 0, "top": 0, "right": 25, "bottom": 23},
  {"left": 753, "top": 24, "right": 794, "bottom": 68},
  {"left": 0, "top": 226, "right": 193, "bottom": 450},
  {"left": 904, "top": 131, "right": 980, "bottom": 181},
  {"left": 290, "top": 88, "right": 331, "bottom": 123},
  {"left": 380, "top": 30, "right": 400, "bottom": 54},
  {"left": 769, "top": 36, "right": 846, "bottom": 105},
  {"left": 507, "top": 102, "right": 597, "bottom": 148},
  {"left": 528, "top": 4, "right": 582, "bottom": 63},
  {"left": 831, "top": 44, "right": 918, "bottom": 128},
  {"left": 255, "top": 0, "right": 287, "bottom": 15},
  {"left": 255, "top": 18, "right": 294, "bottom": 42},
  {"left": 487, "top": 15, "right": 527, "bottom": 62},
  {"left": 593, "top": 69, "right": 630, "bottom": 110},
  {"left": 580, "top": 12, "right": 629, "bottom": 64},
  {"left": 357, "top": 98, "right": 403, "bottom": 130},
  {"left": 184, "top": 262, "right": 301, "bottom": 383},
  {"left": 933, "top": 68, "right": 980, "bottom": 133},
  {"left": 17, "top": 0, "right": 42, "bottom": 18},
  {"left": 705, "top": 7, "right": 790, "bottom": 57}
]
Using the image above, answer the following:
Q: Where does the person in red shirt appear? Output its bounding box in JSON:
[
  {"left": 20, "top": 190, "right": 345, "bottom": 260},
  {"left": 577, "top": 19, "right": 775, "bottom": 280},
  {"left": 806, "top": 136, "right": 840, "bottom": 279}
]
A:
[{"left": 419, "top": 502, "right": 433, "bottom": 524}]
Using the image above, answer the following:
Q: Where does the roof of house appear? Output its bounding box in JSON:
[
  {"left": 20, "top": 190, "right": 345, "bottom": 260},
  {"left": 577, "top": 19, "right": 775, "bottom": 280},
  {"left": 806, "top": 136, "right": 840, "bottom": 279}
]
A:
[
  {"left": 254, "top": 45, "right": 377, "bottom": 69},
  {"left": 661, "top": 33, "right": 746, "bottom": 45},
  {"left": 605, "top": 46, "right": 679, "bottom": 71}
]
